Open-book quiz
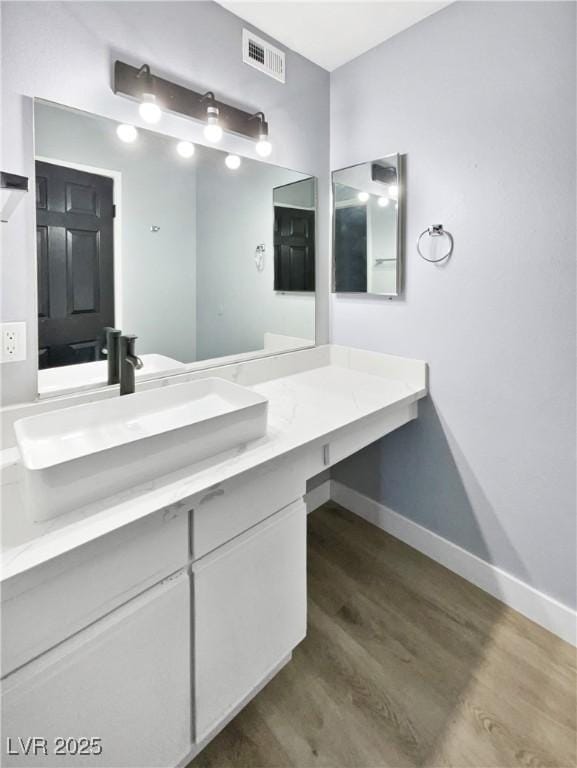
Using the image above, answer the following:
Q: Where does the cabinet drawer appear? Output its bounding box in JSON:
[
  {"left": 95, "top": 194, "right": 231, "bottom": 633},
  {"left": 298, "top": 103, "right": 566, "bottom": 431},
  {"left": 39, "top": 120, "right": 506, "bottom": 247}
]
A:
[
  {"left": 1, "top": 505, "right": 189, "bottom": 676},
  {"left": 190, "top": 458, "right": 306, "bottom": 560},
  {"left": 192, "top": 500, "right": 307, "bottom": 743},
  {"left": 1, "top": 572, "right": 191, "bottom": 768}
]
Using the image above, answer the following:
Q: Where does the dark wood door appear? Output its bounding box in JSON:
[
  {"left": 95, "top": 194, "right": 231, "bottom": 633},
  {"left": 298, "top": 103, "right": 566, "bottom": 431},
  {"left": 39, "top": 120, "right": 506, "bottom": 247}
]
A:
[
  {"left": 334, "top": 205, "right": 367, "bottom": 292},
  {"left": 274, "top": 207, "right": 315, "bottom": 292},
  {"left": 36, "top": 161, "right": 115, "bottom": 369}
]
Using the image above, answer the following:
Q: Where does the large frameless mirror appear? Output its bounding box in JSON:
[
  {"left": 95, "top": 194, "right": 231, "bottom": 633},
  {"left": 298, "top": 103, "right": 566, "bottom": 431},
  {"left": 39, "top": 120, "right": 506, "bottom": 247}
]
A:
[
  {"left": 332, "top": 153, "right": 402, "bottom": 296},
  {"left": 33, "top": 99, "right": 316, "bottom": 397}
]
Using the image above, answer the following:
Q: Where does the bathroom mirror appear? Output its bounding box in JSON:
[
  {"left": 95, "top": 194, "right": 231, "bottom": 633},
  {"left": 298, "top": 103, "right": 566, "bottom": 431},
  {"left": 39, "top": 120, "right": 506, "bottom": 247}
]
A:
[
  {"left": 33, "top": 100, "right": 316, "bottom": 397},
  {"left": 332, "top": 153, "right": 402, "bottom": 296}
]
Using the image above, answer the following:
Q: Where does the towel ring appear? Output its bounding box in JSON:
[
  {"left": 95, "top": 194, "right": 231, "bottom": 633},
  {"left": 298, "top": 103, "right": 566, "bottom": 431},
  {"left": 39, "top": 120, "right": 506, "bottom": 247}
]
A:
[{"left": 417, "top": 224, "right": 454, "bottom": 263}]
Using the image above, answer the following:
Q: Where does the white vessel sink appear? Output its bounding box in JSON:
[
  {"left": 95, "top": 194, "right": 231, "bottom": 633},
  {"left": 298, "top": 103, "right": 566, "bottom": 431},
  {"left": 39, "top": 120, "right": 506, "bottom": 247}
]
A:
[
  {"left": 15, "top": 378, "right": 268, "bottom": 521},
  {"left": 37, "top": 353, "right": 187, "bottom": 396}
]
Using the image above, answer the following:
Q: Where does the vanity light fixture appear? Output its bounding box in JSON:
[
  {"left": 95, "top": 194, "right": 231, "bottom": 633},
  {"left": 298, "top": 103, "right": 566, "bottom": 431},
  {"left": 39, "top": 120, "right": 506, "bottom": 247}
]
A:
[
  {"left": 137, "top": 65, "right": 162, "bottom": 124},
  {"left": 116, "top": 124, "right": 138, "bottom": 143},
  {"left": 252, "top": 112, "right": 272, "bottom": 157},
  {"left": 202, "top": 93, "right": 223, "bottom": 143},
  {"left": 378, "top": 196, "right": 389, "bottom": 207},
  {"left": 113, "top": 61, "right": 272, "bottom": 151},
  {"left": 176, "top": 141, "right": 195, "bottom": 158},
  {"left": 225, "top": 154, "right": 241, "bottom": 170},
  {"left": 139, "top": 95, "right": 162, "bottom": 124},
  {"left": 357, "top": 191, "right": 370, "bottom": 203}
]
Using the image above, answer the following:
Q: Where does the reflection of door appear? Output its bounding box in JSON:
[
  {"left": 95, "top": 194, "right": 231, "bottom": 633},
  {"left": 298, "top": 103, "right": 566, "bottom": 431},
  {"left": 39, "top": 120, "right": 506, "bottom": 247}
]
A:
[
  {"left": 35, "top": 161, "right": 114, "bottom": 369},
  {"left": 274, "top": 207, "right": 315, "bottom": 291},
  {"left": 334, "top": 205, "right": 367, "bottom": 292}
]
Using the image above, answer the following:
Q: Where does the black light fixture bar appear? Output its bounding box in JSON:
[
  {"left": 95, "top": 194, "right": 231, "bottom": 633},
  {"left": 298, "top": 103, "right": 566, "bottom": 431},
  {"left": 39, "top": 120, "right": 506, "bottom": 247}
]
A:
[
  {"left": 113, "top": 60, "right": 268, "bottom": 140},
  {"left": 371, "top": 163, "right": 397, "bottom": 185}
]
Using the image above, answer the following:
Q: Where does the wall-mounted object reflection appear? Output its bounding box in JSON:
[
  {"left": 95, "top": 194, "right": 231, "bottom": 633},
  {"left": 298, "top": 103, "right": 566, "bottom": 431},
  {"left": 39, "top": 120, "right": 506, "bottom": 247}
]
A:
[
  {"left": 332, "top": 153, "right": 403, "bottom": 296},
  {"left": 273, "top": 178, "right": 316, "bottom": 292}
]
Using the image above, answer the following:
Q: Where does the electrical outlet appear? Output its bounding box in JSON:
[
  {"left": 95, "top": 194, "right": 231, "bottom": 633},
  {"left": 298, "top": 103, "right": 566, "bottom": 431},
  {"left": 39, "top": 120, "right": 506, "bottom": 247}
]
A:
[{"left": 1, "top": 322, "right": 27, "bottom": 363}]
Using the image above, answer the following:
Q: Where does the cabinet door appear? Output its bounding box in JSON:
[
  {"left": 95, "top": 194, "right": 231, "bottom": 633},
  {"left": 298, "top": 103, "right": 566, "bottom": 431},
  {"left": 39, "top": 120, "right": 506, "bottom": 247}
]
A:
[
  {"left": 2, "top": 573, "right": 191, "bottom": 768},
  {"left": 193, "top": 501, "right": 306, "bottom": 743}
]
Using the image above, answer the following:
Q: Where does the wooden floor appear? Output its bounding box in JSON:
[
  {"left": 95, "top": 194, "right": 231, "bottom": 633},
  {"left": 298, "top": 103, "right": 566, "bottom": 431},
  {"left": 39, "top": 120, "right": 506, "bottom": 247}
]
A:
[{"left": 190, "top": 502, "right": 577, "bottom": 768}]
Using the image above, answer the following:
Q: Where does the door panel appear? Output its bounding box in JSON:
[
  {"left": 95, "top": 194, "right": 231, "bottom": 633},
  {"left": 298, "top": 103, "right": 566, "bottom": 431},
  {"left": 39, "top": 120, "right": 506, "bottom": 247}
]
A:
[
  {"left": 36, "top": 226, "right": 49, "bottom": 319},
  {"left": 334, "top": 205, "right": 367, "bottom": 292},
  {"left": 274, "top": 207, "right": 315, "bottom": 291},
  {"left": 66, "top": 229, "right": 100, "bottom": 314},
  {"left": 35, "top": 162, "right": 114, "bottom": 369}
]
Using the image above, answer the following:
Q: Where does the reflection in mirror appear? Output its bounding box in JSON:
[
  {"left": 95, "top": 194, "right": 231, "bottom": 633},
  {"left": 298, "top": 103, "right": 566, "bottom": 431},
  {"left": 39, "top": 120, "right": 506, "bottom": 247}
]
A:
[
  {"left": 33, "top": 100, "right": 316, "bottom": 397},
  {"left": 332, "top": 153, "right": 402, "bottom": 296}
]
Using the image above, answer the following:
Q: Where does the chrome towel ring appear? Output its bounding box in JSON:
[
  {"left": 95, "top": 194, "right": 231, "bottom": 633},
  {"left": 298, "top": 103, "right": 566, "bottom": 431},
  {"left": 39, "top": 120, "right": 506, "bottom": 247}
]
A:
[{"left": 417, "top": 224, "right": 454, "bottom": 263}]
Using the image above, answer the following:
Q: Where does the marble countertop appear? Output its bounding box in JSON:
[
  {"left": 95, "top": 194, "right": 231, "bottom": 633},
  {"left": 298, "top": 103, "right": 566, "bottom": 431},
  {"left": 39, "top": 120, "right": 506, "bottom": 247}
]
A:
[{"left": 0, "top": 345, "right": 427, "bottom": 582}]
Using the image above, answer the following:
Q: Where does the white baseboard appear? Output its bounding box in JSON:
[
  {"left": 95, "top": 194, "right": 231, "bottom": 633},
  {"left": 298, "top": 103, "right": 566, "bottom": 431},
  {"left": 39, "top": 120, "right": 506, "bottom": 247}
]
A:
[
  {"left": 305, "top": 480, "right": 332, "bottom": 514},
  {"left": 328, "top": 480, "right": 577, "bottom": 647}
]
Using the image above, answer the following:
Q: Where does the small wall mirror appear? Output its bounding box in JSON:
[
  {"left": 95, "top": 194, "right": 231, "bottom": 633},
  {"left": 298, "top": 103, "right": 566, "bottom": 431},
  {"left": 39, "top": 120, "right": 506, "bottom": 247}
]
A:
[
  {"left": 332, "top": 153, "right": 402, "bottom": 296},
  {"left": 33, "top": 99, "right": 316, "bottom": 397}
]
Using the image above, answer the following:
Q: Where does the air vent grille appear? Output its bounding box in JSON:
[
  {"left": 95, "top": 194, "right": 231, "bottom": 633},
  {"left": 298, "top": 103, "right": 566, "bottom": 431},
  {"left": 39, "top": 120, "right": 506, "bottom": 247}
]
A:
[{"left": 243, "top": 29, "right": 285, "bottom": 83}]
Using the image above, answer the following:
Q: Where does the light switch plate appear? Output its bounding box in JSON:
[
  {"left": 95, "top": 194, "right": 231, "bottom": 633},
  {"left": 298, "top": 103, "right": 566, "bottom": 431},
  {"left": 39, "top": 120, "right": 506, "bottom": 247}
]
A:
[{"left": 1, "top": 322, "right": 27, "bottom": 363}]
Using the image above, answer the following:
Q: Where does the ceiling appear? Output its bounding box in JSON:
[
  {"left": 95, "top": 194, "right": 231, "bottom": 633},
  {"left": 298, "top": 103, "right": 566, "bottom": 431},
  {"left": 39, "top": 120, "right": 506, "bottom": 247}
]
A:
[{"left": 217, "top": 1, "right": 452, "bottom": 71}]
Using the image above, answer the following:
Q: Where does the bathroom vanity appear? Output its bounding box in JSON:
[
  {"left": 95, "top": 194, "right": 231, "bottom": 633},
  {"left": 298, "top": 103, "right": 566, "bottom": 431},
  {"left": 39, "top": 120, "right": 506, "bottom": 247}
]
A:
[{"left": 0, "top": 344, "right": 426, "bottom": 767}]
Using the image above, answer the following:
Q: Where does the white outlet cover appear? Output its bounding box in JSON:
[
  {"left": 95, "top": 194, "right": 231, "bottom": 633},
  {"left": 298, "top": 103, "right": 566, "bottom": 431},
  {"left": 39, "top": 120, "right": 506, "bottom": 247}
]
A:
[{"left": 1, "top": 322, "right": 27, "bottom": 363}]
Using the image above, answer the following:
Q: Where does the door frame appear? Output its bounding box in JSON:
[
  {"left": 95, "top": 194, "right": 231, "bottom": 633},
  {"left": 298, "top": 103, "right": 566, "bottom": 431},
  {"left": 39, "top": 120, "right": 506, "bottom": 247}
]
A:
[{"left": 35, "top": 155, "right": 123, "bottom": 329}]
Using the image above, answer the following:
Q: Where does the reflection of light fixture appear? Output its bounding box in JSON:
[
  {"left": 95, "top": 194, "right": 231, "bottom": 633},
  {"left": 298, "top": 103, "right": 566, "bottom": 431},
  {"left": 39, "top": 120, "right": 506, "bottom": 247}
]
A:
[
  {"left": 252, "top": 112, "right": 272, "bottom": 157},
  {"left": 378, "top": 196, "right": 389, "bottom": 207},
  {"left": 389, "top": 184, "right": 399, "bottom": 200},
  {"left": 357, "top": 191, "right": 369, "bottom": 203},
  {"left": 202, "top": 92, "right": 223, "bottom": 143},
  {"left": 116, "top": 124, "right": 138, "bottom": 143},
  {"left": 1, "top": 172, "right": 28, "bottom": 223},
  {"left": 136, "top": 65, "right": 162, "bottom": 124},
  {"left": 225, "top": 154, "right": 241, "bottom": 170},
  {"left": 176, "top": 141, "right": 195, "bottom": 158}
]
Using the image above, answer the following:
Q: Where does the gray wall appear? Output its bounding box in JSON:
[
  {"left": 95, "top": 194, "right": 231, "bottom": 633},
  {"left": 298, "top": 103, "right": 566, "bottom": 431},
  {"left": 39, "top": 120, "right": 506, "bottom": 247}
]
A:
[
  {"left": 1, "top": 0, "right": 330, "bottom": 404},
  {"left": 331, "top": 1, "right": 577, "bottom": 609},
  {"left": 195, "top": 152, "right": 315, "bottom": 360},
  {"left": 34, "top": 102, "right": 197, "bottom": 363}
]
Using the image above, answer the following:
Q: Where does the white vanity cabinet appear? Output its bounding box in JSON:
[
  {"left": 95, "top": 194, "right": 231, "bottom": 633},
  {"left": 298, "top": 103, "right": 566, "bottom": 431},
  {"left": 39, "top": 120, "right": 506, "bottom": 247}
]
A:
[
  {"left": 1, "top": 490, "right": 308, "bottom": 767},
  {"left": 192, "top": 500, "right": 307, "bottom": 743},
  {"left": 1, "top": 572, "right": 191, "bottom": 768}
]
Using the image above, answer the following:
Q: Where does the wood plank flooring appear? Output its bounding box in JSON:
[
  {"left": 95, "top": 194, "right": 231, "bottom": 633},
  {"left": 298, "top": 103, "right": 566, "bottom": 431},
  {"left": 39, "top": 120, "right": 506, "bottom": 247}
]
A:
[{"left": 189, "top": 502, "right": 577, "bottom": 768}]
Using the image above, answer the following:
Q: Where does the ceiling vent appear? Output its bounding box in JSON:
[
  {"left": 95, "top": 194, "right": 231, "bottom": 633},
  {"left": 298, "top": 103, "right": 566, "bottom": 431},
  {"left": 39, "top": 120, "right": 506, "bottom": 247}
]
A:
[{"left": 242, "top": 29, "right": 285, "bottom": 83}]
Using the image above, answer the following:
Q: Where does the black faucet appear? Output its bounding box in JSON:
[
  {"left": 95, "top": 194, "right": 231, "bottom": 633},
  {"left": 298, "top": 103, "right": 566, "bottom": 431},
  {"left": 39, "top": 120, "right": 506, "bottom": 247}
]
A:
[
  {"left": 102, "top": 327, "right": 122, "bottom": 385},
  {"left": 119, "top": 335, "right": 143, "bottom": 396}
]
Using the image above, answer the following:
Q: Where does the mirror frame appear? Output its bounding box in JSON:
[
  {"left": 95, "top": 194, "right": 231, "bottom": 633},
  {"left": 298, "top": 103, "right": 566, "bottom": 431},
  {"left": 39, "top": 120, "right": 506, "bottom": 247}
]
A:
[
  {"left": 32, "top": 98, "right": 319, "bottom": 401},
  {"left": 331, "top": 152, "right": 404, "bottom": 298}
]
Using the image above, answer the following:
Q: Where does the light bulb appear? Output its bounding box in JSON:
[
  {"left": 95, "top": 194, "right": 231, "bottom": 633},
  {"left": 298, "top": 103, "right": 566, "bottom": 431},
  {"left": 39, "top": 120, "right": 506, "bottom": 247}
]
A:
[
  {"left": 357, "top": 191, "right": 369, "bottom": 203},
  {"left": 116, "top": 124, "right": 138, "bottom": 143},
  {"left": 204, "top": 103, "right": 222, "bottom": 143},
  {"left": 225, "top": 154, "right": 241, "bottom": 170},
  {"left": 388, "top": 184, "right": 399, "bottom": 200},
  {"left": 176, "top": 141, "right": 195, "bottom": 158},
  {"left": 139, "top": 95, "right": 162, "bottom": 124},
  {"left": 378, "top": 196, "right": 389, "bottom": 207},
  {"left": 255, "top": 137, "right": 272, "bottom": 158},
  {"left": 204, "top": 123, "right": 223, "bottom": 143}
]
